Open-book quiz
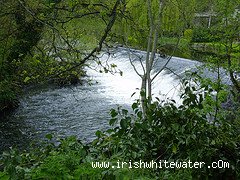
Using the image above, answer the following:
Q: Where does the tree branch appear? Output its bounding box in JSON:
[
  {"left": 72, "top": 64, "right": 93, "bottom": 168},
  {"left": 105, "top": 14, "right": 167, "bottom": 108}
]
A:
[
  {"left": 52, "top": 0, "right": 122, "bottom": 77},
  {"left": 152, "top": 36, "right": 181, "bottom": 81}
]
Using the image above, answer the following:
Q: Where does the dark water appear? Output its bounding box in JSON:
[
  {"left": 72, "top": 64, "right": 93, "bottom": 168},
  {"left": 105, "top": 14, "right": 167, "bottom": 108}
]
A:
[
  {"left": 0, "top": 83, "right": 125, "bottom": 153},
  {"left": 0, "top": 48, "right": 230, "bottom": 153}
]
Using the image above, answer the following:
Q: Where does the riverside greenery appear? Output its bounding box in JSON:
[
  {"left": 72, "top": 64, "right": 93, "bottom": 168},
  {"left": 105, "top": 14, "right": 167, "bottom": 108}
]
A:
[
  {"left": 0, "top": 0, "right": 239, "bottom": 179},
  {"left": 1, "top": 0, "right": 239, "bottom": 115},
  {"left": 0, "top": 74, "right": 239, "bottom": 179}
]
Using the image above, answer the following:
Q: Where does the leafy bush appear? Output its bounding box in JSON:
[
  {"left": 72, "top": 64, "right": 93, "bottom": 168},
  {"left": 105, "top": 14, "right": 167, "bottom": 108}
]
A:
[
  {"left": 183, "top": 29, "right": 193, "bottom": 42},
  {"left": 0, "top": 80, "right": 19, "bottom": 113},
  {"left": 95, "top": 77, "right": 240, "bottom": 179},
  {"left": 0, "top": 78, "right": 239, "bottom": 179},
  {"left": 191, "top": 27, "right": 222, "bottom": 43}
]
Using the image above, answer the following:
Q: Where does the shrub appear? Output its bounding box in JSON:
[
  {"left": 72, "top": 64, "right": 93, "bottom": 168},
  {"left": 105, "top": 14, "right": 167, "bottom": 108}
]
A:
[
  {"left": 0, "top": 80, "right": 19, "bottom": 114},
  {"left": 0, "top": 79, "right": 239, "bottom": 179},
  {"left": 183, "top": 29, "right": 193, "bottom": 42},
  {"left": 191, "top": 27, "right": 222, "bottom": 43},
  {"left": 95, "top": 78, "right": 240, "bottom": 179}
]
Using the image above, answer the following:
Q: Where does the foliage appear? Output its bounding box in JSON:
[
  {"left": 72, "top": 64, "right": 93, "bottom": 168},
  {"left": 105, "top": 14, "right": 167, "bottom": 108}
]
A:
[
  {"left": 0, "top": 80, "right": 19, "bottom": 114},
  {"left": 1, "top": 78, "right": 239, "bottom": 179},
  {"left": 183, "top": 29, "right": 193, "bottom": 42},
  {"left": 0, "top": 0, "right": 239, "bottom": 179},
  {"left": 0, "top": 0, "right": 125, "bottom": 113},
  {"left": 0, "top": 75, "right": 239, "bottom": 179},
  {"left": 96, "top": 80, "right": 239, "bottom": 179},
  {"left": 191, "top": 27, "right": 222, "bottom": 43},
  {"left": 158, "top": 37, "right": 191, "bottom": 58}
]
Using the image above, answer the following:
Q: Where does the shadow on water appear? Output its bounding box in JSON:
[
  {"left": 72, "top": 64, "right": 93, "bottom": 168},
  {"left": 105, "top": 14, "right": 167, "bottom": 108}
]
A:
[{"left": 0, "top": 115, "right": 33, "bottom": 153}]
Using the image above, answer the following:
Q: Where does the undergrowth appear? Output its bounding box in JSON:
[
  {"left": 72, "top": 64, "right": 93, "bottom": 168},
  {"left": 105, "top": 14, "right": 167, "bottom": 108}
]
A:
[{"left": 0, "top": 77, "right": 239, "bottom": 179}]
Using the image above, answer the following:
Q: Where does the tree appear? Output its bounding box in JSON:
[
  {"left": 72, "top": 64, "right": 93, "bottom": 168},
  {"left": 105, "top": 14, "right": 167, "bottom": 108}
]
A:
[
  {"left": 209, "top": 0, "right": 240, "bottom": 97},
  {"left": 0, "top": 0, "right": 126, "bottom": 113},
  {"left": 124, "top": 0, "right": 188, "bottom": 116},
  {"left": 0, "top": 0, "right": 126, "bottom": 77}
]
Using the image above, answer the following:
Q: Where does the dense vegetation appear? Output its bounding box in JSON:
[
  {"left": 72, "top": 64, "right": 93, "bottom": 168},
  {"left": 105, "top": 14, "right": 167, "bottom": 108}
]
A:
[
  {"left": 0, "top": 0, "right": 239, "bottom": 179},
  {"left": 1, "top": 81, "right": 239, "bottom": 179}
]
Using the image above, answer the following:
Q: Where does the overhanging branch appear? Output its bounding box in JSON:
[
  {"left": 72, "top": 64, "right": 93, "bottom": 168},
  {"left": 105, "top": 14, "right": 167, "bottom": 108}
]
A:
[{"left": 52, "top": 0, "right": 122, "bottom": 76}]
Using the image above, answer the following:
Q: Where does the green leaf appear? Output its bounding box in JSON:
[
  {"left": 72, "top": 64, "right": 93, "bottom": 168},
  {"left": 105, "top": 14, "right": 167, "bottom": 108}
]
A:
[
  {"left": 119, "top": 71, "right": 123, "bottom": 76},
  {"left": 171, "top": 99, "right": 176, "bottom": 103},
  {"left": 120, "top": 119, "right": 128, "bottom": 130},
  {"left": 131, "top": 92, "right": 136, "bottom": 97},
  {"left": 121, "top": 109, "right": 128, "bottom": 115},
  {"left": 45, "top": 134, "right": 53, "bottom": 140},
  {"left": 172, "top": 123, "right": 179, "bottom": 131},
  {"left": 140, "top": 90, "right": 145, "bottom": 97},
  {"left": 137, "top": 111, "right": 142, "bottom": 118},
  {"left": 131, "top": 102, "right": 138, "bottom": 110},
  {"left": 103, "top": 67, "right": 108, "bottom": 73},
  {"left": 106, "top": 129, "right": 115, "bottom": 134},
  {"left": 109, "top": 118, "right": 117, "bottom": 126},
  {"left": 95, "top": 130, "right": 102, "bottom": 138},
  {"left": 0, "top": 171, "right": 9, "bottom": 180},
  {"left": 172, "top": 144, "right": 177, "bottom": 154},
  {"left": 110, "top": 109, "right": 118, "bottom": 118},
  {"left": 24, "top": 76, "right": 31, "bottom": 83},
  {"left": 110, "top": 63, "right": 117, "bottom": 68}
]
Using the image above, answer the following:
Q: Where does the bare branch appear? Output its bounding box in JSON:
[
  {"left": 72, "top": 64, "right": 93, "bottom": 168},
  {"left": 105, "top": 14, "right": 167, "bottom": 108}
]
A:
[
  {"left": 128, "top": 49, "right": 143, "bottom": 78},
  {"left": 51, "top": 0, "right": 122, "bottom": 77},
  {"left": 152, "top": 36, "right": 181, "bottom": 81},
  {"left": 164, "top": 67, "right": 182, "bottom": 79}
]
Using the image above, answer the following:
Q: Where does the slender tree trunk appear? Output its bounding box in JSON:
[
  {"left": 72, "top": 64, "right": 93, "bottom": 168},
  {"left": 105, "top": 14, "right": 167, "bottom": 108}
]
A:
[
  {"left": 214, "top": 60, "right": 221, "bottom": 123},
  {"left": 146, "top": 26, "right": 153, "bottom": 104},
  {"left": 148, "top": 4, "right": 161, "bottom": 100},
  {"left": 134, "top": 0, "right": 164, "bottom": 116},
  {"left": 145, "top": 0, "right": 162, "bottom": 104},
  {"left": 141, "top": 74, "right": 147, "bottom": 117},
  {"left": 144, "top": 0, "right": 154, "bottom": 109}
]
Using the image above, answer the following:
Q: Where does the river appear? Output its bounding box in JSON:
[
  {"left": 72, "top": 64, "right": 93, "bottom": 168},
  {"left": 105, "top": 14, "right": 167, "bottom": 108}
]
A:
[{"left": 0, "top": 47, "right": 230, "bottom": 153}]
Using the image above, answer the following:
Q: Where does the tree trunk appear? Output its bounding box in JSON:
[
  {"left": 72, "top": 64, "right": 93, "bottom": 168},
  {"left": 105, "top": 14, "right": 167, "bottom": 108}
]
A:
[{"left": 141, "top": 74, "right": 147, "bottom": 117}]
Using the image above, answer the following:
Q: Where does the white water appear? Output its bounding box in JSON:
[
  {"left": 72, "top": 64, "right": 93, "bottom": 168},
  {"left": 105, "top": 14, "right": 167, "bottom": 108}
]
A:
[
  {"left": 2, "top": 47, "right": 227, "bottom": 153},
  {"left": 88, "top": 48, "right": 185, "bottom": 105}
]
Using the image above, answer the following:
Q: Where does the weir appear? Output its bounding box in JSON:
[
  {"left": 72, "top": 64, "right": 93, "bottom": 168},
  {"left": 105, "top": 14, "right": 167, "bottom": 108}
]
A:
[{"left": 0, "top": 47, "right": 230, "bottom": 153}]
